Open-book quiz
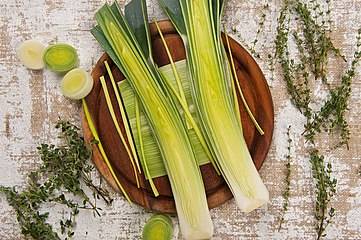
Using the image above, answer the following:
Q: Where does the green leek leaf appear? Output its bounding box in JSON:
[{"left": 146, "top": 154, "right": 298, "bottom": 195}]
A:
[
  {"left": 91, "top": 26, "right": 125, "bottom": 74},
  {"left": 156, "top": 0, "right": 186, "bottom": 35},
  {"left": 124, "top": 0, "right": 152, "bottom": 62}
]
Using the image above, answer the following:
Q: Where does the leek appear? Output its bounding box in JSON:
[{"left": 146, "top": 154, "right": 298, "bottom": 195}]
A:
[
  {"left": 92, "top": 1, "right": 213, "bottom": 238},
  {"left": 158, "top": 0, "right": 269, "bottom": 212},
  {"left": 154, "top": 21, "right": 219, "bottom": 173}
]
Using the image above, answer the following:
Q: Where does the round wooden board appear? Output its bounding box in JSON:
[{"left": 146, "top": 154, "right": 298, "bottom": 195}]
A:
[{"left": 82, "top": 20, "right": 274, "bottom": 213}]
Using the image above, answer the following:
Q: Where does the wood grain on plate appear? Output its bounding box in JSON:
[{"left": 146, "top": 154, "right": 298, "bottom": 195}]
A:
[{"left": 82, "top": 20, "right": 274, "bottom": 213}]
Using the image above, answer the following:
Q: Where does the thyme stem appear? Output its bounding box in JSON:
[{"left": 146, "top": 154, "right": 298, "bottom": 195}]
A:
[{"left": 278, "top": 126, "right": 292, "bottom": 231}]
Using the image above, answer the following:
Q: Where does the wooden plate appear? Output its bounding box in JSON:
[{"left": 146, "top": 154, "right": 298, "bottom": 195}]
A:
[{"left": 82, "top": 20, "right": 274, "bottom": 213}]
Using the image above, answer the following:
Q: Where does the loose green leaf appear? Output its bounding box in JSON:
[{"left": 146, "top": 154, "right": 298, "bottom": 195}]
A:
[
  {"left": 104, "top": 60, "right": 141, "bottom": 175},
  {"left": 83, "top": 98, "right": 132, "bottom": 205},
  {"left": 118, "top": 60, "right": 215, "bottom": 178},
  {"left": 100, "top": 75, "right": 140, "bottom": 188},
  {"left": 224, "top": 28, "right": 264, "bottom": 135}
]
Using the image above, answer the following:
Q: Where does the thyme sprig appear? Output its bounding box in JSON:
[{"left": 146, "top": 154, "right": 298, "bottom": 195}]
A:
[
  {"left": 250, "top": 3, "right": 270, "bottom": 58},
  {"left": 0, "top": 121, "right": 112, "bottom": 239},
  {"left": 278, "top": 126, "right": 292, "bottom": 231},
  {"left": 307, "top": 29, "right": 361, "bottom": 148},
  {"left": 231, "top": 28, "right": 257, "bottom": 57},
  {"left": 275, "top": 0, "right": 360, "bottom": 238},
  {"left": 310, "top": 150, "right": 337, "bottom": 240},
  {"left": 232, "top": 2, "right": 270, "bottom": 59}
]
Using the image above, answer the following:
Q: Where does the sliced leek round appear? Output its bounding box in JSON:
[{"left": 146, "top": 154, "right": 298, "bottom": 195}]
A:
[
  {"left": 43, "top": 43, "right": 78, "bottom": 72},
  {"left": 61, "top": 68, "right": 93, "bottom": 100},
  {"left": 18, "top": 39, "right": 46, "bottom": 70},
  {"left": 142, "top": 214, "right": 173, "bottom": 240}
]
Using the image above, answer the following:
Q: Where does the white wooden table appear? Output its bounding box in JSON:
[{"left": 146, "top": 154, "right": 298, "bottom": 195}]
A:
[{"left": 1, "top": 0, "right": 360, "bottom": 239}]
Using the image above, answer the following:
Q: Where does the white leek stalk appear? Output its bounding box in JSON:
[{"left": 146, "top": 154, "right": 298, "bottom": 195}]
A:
[
  {"left": 93, "top": 2, "right": 213, "bottom": 238},
  {"left": 158, "top": 0, "right": 269, "bottom": 213}
]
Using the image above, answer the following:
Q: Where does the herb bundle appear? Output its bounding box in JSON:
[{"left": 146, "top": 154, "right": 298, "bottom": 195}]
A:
[
  {"left": 0, "top": 121, "right": 112, "bottom": 239},
  {"left": 274, "top": 0, "right": 361, "bottom": 238}
]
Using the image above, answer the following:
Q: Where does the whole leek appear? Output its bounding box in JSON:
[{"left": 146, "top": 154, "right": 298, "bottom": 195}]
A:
[
  {"left": 158, "top": 0, "right": 269, "bottom": 212},
  {"left": 92, "top": 1, "right": 213, "bottom": 238}
]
